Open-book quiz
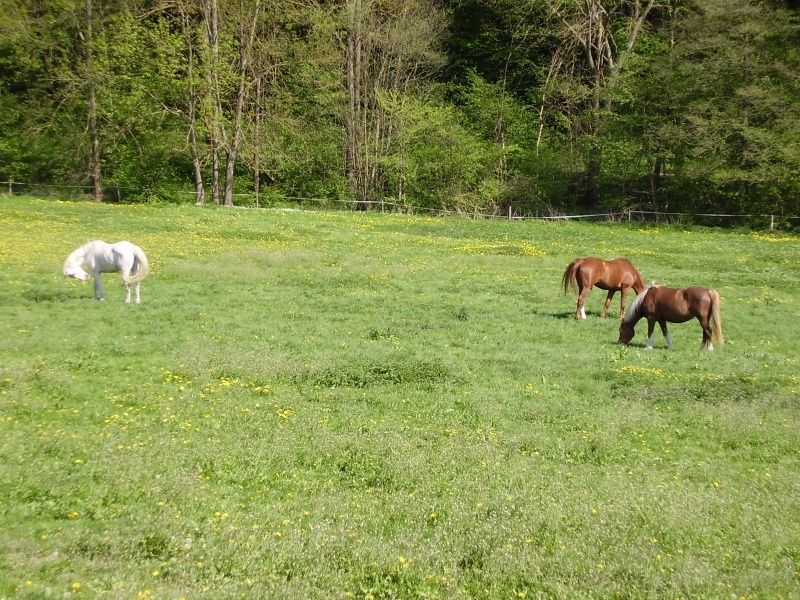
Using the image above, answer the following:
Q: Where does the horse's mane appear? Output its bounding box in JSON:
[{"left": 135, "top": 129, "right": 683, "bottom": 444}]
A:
[
  {"left": 623, "top": 287, "right": 652, "bottom": 324},
  {"left": 64, "top": 244, "right": 88, "bottom": 267}
]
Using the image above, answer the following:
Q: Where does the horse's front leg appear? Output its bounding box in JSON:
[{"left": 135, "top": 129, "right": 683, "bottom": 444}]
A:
[
  {"left": 659, "top": 320, "right": 672, "bottom": 349},
  {"left": 600, "top": 290, "right": 615, "bottom": 319},
  {"left": 93, "top": 272, "right": 105, "bottom": 300},
  {"left": 645, "top": 318, "right": 657, "bottom": 349}
]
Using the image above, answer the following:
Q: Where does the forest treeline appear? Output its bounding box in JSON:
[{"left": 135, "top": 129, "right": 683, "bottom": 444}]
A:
[{"left": 1, "top": 0, "right": 798, "bottom": 216}]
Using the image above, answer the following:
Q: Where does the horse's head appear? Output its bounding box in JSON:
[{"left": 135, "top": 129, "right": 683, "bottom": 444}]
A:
[
  {"left": 63, "top": 245, "right": 90, "bottom": 281},
  {"left": 618, "top": 321, "right": 635, "bottom": 345},
  {"left": 63, "top": 265, "right": 90, "bottom": 281}
]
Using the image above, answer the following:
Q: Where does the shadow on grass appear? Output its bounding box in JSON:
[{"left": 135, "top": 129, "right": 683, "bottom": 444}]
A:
[
  {"left": 22, "top": 288, "right": 85, "bottom": 303},
  {"left": 530, "top": 309, "right": 573, "bottom": 320},
  {"left": 531, "top": 309, "right": 613, "bottom": 320}
]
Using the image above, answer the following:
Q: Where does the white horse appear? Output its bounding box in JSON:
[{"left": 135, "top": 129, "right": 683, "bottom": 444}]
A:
[{"left": 63, "top": 240, "right": 150, "bottom": 303}]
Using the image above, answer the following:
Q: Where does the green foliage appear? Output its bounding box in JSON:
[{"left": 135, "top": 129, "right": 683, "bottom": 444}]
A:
[
  {"left": 606, "top": 0, "right": 800, "bottom": 214},
  {"left": 378, "top": 91, "right": 500, "bottom": 210},
  {"left": 0, "top": 0, "right": 798, "bottom": 215}
]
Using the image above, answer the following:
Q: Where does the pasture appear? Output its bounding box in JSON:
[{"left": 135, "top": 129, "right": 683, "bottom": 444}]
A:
[{"left": 1, "top": 196, "right": 798, "bottom": 599}]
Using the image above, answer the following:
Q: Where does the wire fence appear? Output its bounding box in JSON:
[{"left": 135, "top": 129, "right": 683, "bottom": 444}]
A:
[{"left": 2, "top": 180, "right": 798, "bottom": 231}]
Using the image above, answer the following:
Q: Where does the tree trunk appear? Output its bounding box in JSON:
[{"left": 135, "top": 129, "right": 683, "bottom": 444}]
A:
[
  {"left": 253, "top": 76, "right": 261, "bottom": 208},
  {"left": 582, "top": 154, "right": 601, "bottom": 209},
  {"left": 85, "top": 0, "right": 102, "bottom": 202},
  {"left": 344, "top": 0, "right": 366, "bottom": 205},
  {"left": 650, "top": 156, "right": 663, "bottom": 211},
  {"left": 203, "top": 0, "right": 222, "bottom": 204},
  {"left": 189, "top": 121, "right": 205, "bottom": 205},
  {"left": 536, "top": 52, "right": 562, "bottom": 157},
  {"left": 582, "top": 75, "right": 603, "bottom": 210},
  {"left": 224, "top": 0, "right": 261, "bottom": 207},
  {"left": 181, "top": 6, "right": 205, "bottom": 205}
]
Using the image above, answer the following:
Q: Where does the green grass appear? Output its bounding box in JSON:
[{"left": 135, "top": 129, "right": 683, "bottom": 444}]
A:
[{"left": 1, "top": 196, "right": 799, "bottom": 599}]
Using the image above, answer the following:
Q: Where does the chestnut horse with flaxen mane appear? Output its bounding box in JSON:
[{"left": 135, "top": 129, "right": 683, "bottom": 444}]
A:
[
  {"left": 618, "top": 285, "right": 724, "bottom": 350},
  {"left": 562, "top": 257, "right": 645, "bottom": 320}
]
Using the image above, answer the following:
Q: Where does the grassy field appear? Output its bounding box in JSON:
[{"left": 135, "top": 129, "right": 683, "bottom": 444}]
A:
[{"left": 1, "top": 196, "right": 798, "bottom": 599}]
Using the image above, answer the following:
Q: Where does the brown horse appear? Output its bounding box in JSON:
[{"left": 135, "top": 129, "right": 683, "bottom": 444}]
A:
[
  {"left": 618, "top": 286, "right": 724, "bottom": 350},
  {"left": 562, "top": 257, "right": 645, "bottom": 320}
]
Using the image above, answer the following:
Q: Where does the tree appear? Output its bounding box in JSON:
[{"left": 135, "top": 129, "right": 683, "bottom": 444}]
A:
[
  {"left": 659, "top": 0, "right": 800, "bottom": 215},
  {"left": 540, "top": 0, "right": 656, "bottom": 209},
  {"left": 84, "top": 0, "right": 103, "bottom": 200},
  {"left": 222, "top": 0, "right": 260, "bottom": 206},
  {"left": 338, "top": 0, "right": 447, "bottom": 205},
  {"left": 176, "top": 0, "right": 208, "bottom": 204}
]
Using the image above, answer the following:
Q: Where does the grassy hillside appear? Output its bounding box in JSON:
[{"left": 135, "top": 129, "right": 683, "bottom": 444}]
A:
[{"left": 1, "top": 197, "right": 798, "bottom": 599}]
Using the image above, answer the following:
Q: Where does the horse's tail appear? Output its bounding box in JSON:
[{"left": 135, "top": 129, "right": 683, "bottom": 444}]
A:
[
  {"left": 709, "top": 289, "right": 724, "bottom": 346},
  {"left": 562, "top": 259, "right": 581, "bottom": 294},
  {"left": 125, "top": 245, "right": 150, "bottom": 284}
]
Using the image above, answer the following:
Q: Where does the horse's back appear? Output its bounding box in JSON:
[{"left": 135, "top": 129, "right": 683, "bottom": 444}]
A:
[
  {"left": 565, "top": 255, "right": 642, "bottom": 291},
  {"left": 576, "top": 256, "right": 604, "bottom": 278},
  {"left": 89, "top": 240, "right": 141, "bottom": 273},
  {"left": 608, "top": 257, "right": 633, "bottom": 269},
  {"left": 111, "top": 240, "right": 139, "bottom": 253},
  {"left": 683, "top": 287, "right": 716, "bottom": 311},
  {"left": 86, "top": 239, "right": 110, "bottom": 252},
  {"left": 110, "top": 241, "right": 146, "bottom": 262},
  {"left": 648, "top": 286, "right": 710, "bottom": 321}
]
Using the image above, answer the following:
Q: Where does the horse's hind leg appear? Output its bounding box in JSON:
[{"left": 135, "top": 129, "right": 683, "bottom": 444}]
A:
[
  {"left": 576, "top": 285, "right": 590, "bottom": 319},
  {"left": 134, "top": 282, "right": 141, "bottom": 304},
  {"left": 619, "top": 287, "right": 629, "bottom": 319},
  {"left": 699, "top": 316, "right": 713, "bottom": 351},
  {"left": 121, "top": 271, "right": 132, "bottom": 303},
  {"left": 600, "top": 290, "right": 615, "bottom": 318},
  {"left": 659, "top": 320, "right": 672, "bottom": 349}
]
